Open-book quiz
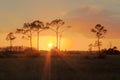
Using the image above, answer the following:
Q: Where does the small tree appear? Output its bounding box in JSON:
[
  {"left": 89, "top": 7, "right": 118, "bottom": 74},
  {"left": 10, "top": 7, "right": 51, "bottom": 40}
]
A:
[
  {"left": 88, "top": 43, "right": 93, "bottom": 53},
  {"left": 16, "top": 28, "right": 29, "bottom": 47},
  {"left": 16, "top": 22, "right": 34, "bottom": 49},
  {"left": 6, "top": 32, "right": 16, "bottom": 51},
  {"left": 48, "top": 19, "right": 71, "bottom": 50},
  {"left": 31, "top": 20, "right": 49, "bottom": 50},
  {"left": 91, "top": 24, "right": 107, "bottom": 54},
  {"left": 16, "top": 20, "right": 49, "bottom": 50},
  {"left": 23, "top": 23, "right": 34, "bottom": 49}
]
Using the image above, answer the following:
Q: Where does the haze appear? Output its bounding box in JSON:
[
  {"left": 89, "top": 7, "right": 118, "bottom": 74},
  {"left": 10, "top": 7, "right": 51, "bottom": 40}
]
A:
[{"left": 0, "top": 0, "right": 120, "bottom": 50}]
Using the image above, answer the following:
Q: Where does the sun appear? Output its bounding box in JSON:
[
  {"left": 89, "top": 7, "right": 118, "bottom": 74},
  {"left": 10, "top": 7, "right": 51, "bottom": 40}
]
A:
[{"left": 48, "top": 43, "right": 53, "bottom": 48}]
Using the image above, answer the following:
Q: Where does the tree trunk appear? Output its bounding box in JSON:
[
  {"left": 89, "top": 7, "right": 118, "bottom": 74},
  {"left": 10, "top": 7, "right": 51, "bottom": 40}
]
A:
[
  {"left": 10, "top": 40, "right": 12, "bottom": 51},
  {"left": 59, "top": 35, "right": 61, "bottom": 52},
  {"left": 56, "top": 31, "right": 59, "bottom": 49},
  {"left": 37, "top": 31, "right": 39, "bottom": 50},
  {"left": 98, "top": 37, "right": 100, "bottom": 54},
  {"left": 30, "top": 31, "right": 32, "bottom": 50}
]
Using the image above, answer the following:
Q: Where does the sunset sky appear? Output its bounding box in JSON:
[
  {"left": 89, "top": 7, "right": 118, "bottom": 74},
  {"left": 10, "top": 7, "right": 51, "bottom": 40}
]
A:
[{"left": 0, "top": 0, "right": 120, "bottom": 50}]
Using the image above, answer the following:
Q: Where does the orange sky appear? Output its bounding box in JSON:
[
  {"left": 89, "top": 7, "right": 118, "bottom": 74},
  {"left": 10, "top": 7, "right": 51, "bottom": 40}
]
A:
[{"left": 0, "top": 0, "right": 120, "bottom": 50}]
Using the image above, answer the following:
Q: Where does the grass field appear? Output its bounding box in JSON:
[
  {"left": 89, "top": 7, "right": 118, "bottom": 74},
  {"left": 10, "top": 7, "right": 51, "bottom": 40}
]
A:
[{"left": 0, "top": 52, "right": 120, "bottom": 80}]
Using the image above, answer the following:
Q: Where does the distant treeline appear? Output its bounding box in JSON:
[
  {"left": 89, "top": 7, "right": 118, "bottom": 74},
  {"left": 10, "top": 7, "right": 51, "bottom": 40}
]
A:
[{"left": 0, "top": 46, "right": 119, "bottom": 58}]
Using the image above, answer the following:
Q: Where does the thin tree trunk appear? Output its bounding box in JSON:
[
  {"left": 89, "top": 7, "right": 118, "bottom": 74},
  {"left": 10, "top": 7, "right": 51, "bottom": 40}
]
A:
[
  {"left": 56, "top": 27, "right": 59, "bottom": 50},
  {"left": 98, "top": 37, "right": 100, "bottom": 54},
  {"left": 56, "top": 31, "right": 59, "bottom": 49},
  {"left": 59, "top": 35, "right": 61, "bottom": 52},
  {"left": 10, "top": 40, "right": 12, "bottom": 51},
  {"left": 30, "top": 31, "right": 32, "bottom": 50},
  {"left": 59, "top": 37, "right": 60, "bottom": 51},
  {"left": 37, "top": 31, "right": 39, "bottom": 50}
]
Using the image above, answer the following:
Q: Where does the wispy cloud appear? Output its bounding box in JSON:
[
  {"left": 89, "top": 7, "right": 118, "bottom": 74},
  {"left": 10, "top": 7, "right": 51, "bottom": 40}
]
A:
[{"left": 65, "top": 5, "right": 120, "bottom": 38}]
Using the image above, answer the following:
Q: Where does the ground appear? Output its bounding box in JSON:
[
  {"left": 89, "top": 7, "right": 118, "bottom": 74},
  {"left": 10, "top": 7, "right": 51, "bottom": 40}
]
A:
[{"left": 0, "top": 53, "right": 120, "bottom": 80}]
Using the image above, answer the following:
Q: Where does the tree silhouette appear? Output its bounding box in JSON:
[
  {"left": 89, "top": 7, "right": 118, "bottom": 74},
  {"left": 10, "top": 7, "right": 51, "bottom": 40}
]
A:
[
  {"left": 6, "top": 32, "right": 16, "bottom": 51},
  {"left": 16, "top": 22, "right": 34, "bottom": 49},
  {"left": 48, "top": 19, "right": 71, "bottom": 50},
  {"left": 31, "top": 20, "right": 49, "bottom": 50},
  {"left": 91, "top": 24, "right": 107, "bottom": 54},
  {"left": 88, "top": 43, "right": 93, "bottom": 53},
  {"left": 16, "top": 28, "right": 29, "bottom": 47},
  {"left": 16, "top": 20, "right": 49, "bottom": 50},
  {"left": 59, "top": 34, "right": 62, "bottom": 51},
  {"left": 23, "top": 23, "right": 34, "bottom": 49}
]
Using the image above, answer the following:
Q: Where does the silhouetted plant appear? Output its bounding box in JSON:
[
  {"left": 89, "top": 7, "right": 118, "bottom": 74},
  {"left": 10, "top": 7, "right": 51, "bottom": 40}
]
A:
[
  {"left": 48, "top": 19, "right": 71, "bottom": 50},
  {"left": 23, "top": 23, "right": 34, "bottom": 49},
  {"left": 91, "top": 24, "right": 107, "bottom": 54},
  {"left": 16, "top": 20, "right": 49, "bottom": 50},
  {"left": 16, "top": 22, "right": 34, "bottom": 49},
  {"left": 88, "top": 43, "right": 93, "bottom": 53},
  {"left": 94, "top": 40, "right": 102, "bottom": 51},
  {"left": 6, "top": 32, "right": 16, "bottom": 51},
  {"left": 31, "top": 20, "right": 49, "bottom": 50},
  {"left": 105, "top": 46, "right": 120, "bottom": 55},
  {"left": 113, "top": 46, "right": 117, "bottom": 50},
  {"left": 16, "top": 28, "right": 27, "bottom": 47},
  {"left": 97, "top": 52, "right": 107, "bottom": 59}
]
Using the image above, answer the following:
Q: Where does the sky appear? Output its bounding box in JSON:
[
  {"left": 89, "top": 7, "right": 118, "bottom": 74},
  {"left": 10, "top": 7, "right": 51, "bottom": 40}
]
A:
[{"left": 0, "top": 0, "right": 120, "bottom": 50}]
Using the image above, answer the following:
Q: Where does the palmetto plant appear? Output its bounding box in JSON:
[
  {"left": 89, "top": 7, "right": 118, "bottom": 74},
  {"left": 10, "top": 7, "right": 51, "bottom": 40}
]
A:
[{"left": 91, "top": 24, "right": 107, "bottom": 54}]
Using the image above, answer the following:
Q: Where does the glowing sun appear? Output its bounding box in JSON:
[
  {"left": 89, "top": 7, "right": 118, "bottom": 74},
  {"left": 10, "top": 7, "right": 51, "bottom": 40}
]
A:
[{"left": 48, "top": 43, "right": 53, "bottom": 48}]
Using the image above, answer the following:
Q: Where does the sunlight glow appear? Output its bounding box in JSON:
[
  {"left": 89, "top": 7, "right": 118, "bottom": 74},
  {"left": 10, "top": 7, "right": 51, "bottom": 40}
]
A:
[
  {"left": 42, "top": 52, "right": 51, "bottom": 80},
  {"left": 48, "top": 43, "right": 53, "bottom": 48}
]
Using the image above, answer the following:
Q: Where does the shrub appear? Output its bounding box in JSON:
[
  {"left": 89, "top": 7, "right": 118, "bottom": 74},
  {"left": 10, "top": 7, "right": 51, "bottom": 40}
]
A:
[{"left": 97, "top": 53, "right": 107, "bottom": 59}]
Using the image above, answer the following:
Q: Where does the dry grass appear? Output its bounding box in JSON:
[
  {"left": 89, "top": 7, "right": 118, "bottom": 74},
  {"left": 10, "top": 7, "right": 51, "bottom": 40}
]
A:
[{"left": 0, "top": 52, "right": 120, "bottom": 80}]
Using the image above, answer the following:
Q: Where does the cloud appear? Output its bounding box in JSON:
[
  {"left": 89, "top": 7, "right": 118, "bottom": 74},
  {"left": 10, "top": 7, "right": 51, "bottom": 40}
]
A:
[{"left": 65, "top": 5, "right": 120, "bottom": 38}]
